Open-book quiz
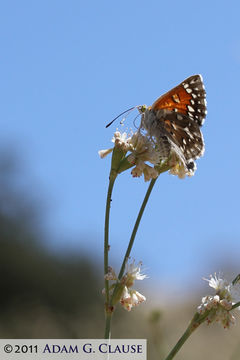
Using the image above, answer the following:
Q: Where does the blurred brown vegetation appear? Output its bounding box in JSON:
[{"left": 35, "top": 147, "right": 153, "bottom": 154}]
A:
[{"left": 0, "top": 150, "right": 240, "bottom": 359}]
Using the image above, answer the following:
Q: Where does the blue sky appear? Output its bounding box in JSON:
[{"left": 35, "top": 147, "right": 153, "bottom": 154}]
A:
[{"left": 1, "top": 1, "right": 240, "bottom": 292}]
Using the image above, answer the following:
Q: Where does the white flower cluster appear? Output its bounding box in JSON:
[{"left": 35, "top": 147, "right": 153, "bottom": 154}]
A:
[
  {"left": 99, "top": 130, "right": 195, "bottom": 180},
  {"left": 197, "top": 273, "right": 240, "bottom": 328},
  {"left": 98, "top": 131, "right": 132, "bottom": 159},
  {"left": 120, "top": 287, "right": 146, "bottom": 312},
  {"left": 99, "top": 130, "right": 160, "bottom": 181},
  {"left": 105, "top": 260, "right": 147, "bottom": 312},
  {"left": 127, "top": 132, "right": 160, "bottom": 181}
]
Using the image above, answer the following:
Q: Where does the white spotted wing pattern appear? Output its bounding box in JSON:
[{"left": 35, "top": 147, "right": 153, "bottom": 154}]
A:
[{"left": 140, "top": 75, "right": 207, "bottom": 171}]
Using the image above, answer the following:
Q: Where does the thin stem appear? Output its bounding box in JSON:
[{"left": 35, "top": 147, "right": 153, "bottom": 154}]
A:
[
  {"left": 104, "top": 175, "right": 116, "bottom": 340},
  {"left": 163, "top": 311, "right": 210, "bottom": 360},
  {"left": 232, "top": 301, "right": 240, "bottom": 310},
  {"left": 104, "top": 312, "right": 112, "bottom": 339},
  {"left": 104, "top": 173, "right": 116, "bottom": 339},
  {"left": 118, "top": 177, "right": 157, "bottom": 280},
  {"left": 104, "top": 176, "right": 116, "bottom": 302},
  {"left": 164, "top": 321, "right": 195, "bottom": 360}
]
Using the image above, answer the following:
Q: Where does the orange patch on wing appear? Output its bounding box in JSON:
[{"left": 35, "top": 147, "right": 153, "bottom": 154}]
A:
[{"left": 152, "top": 85, "right": 192, "bottom": 115}]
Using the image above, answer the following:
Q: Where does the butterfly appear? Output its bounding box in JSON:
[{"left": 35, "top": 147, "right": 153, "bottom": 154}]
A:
[{"left": 138, "top": 74, "right": 207, "bottom": 172}]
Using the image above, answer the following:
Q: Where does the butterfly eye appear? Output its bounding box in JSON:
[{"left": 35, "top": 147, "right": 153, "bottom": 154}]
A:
[{"left": 138, "top": 105, "right": 147, "bottom": 113}]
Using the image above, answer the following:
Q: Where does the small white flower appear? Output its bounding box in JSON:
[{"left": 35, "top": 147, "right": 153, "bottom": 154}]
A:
[
  {"left": 123, "top": 260, "right": 147, "bottom": 287},
  {"left": 104, "top": 266, "right": 117, "bottom": 281},
  {"left": 120, "top": 286, "right": 146, "bottom": 312},
  {"left": 98, "top": 148, "right": 113, "bottom": 158},
  {"left": 198, "top": 273, "right": 240, "bottom": 328},
  {"left": 131, "top": 161, "right": 158, "bottom": 182},
  {"left": 127, "top": 132, "right": 161, "bottom": 181},
  {"left": 131, "top": 164, "right": 144, "bottom": 178},
  {"left": 143, "top": 165, "right": 159, "bottom": 182},
  {"left": 125, "top": 260, "right": 147, "bottom": 280},
  {"left": 112, "top": 131, "right": 132, "bottom": 152},
  {"left": 197, "top": 295, "right": 219, "bottom": 314},
  {"left": 103, "top": 260, "right": 147, "bottom": 312},
  {"left": 205, "top": 273, "right": 228, "bottom": 292},
  {"left": 98, "top": 130, "right": 132, "bottom": 160},
  {"left": 128, "top": 132, "right": 160, "bottom": 165},
  {"left": 132, "top": 290, "right": 146, "bottom": 305}
]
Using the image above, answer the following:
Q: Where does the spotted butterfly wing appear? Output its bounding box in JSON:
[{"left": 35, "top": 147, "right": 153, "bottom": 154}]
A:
[
  {"left": 151, "top": 74, "right": 207, "bottom": 126},
  {"left": 141, "top": 75, "right": 207, "bottom": 171}
]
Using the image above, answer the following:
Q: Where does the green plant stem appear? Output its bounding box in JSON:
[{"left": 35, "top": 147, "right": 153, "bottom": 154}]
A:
[
  {"left": 164, "top": 321, "right": 195, "bottom": 360},
  {"left": 117, "top": 161, "right": 171, "bottom": 282},
  {"left": 118, "top": 177, "right": 157, "bottom": 280},
  {"left": 109, "top": 178, "right": 157, "bottom": 308},
  {"left": 104, "top": 312, "right": 112, "bottom": 340},
  {"left": 104, "top": 161, "right": 170, "bottom": 336},
  {"left": 163, "top": 311, "right": 210, "bottom": 360},
  {"left": 104, "top": 175, "right": 116, "bottom": 339},
  {"left": 104, "top": 176, "right": 115, "bottom": 301},
  {"left": 232, "top": 301, "right": 240, "bottom": 310}
]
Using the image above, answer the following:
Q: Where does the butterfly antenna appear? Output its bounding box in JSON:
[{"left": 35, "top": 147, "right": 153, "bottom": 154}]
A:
[
  {"left": 105, "top": 106, "right": 136, "bottom": 128},
  {"left": 133, "top": 113, "right": 141, "bottom": 129}
]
